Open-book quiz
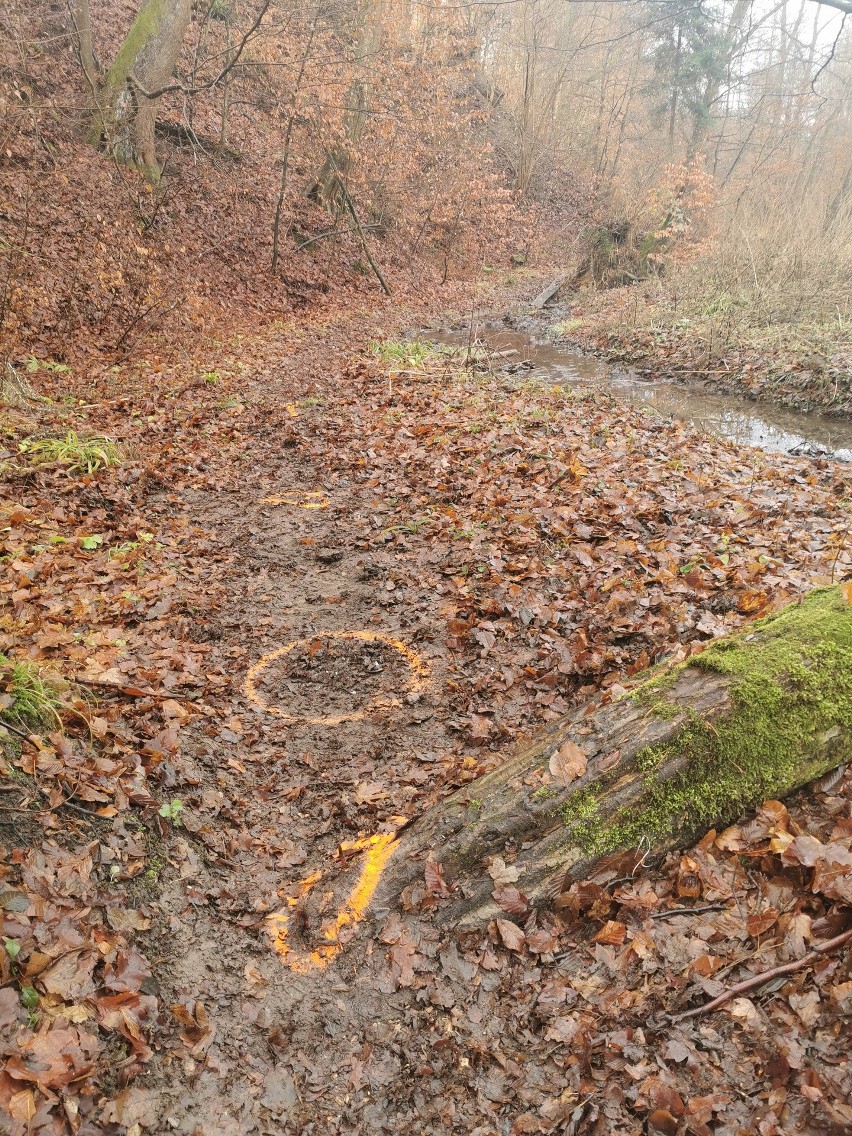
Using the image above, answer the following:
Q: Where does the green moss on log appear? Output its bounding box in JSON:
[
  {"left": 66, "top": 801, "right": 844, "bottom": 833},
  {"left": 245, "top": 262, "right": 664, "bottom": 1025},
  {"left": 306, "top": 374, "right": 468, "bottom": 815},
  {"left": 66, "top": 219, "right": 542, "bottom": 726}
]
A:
[{"left": 563, "top": 587, "right": 852, "bottom": 855}]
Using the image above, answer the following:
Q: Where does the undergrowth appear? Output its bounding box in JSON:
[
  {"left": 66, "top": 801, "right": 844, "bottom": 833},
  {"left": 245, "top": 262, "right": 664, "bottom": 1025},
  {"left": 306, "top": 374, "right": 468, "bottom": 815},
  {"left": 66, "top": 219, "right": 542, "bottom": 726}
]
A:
[
  {"left": 19, "top": 430, "right": 122, "bottom": 474},
  {"left": 0, "top": 655, "right": 67, "bottom": 730},
  {"left": 369, "top": 339, "right": 461, "bottom": 368}
]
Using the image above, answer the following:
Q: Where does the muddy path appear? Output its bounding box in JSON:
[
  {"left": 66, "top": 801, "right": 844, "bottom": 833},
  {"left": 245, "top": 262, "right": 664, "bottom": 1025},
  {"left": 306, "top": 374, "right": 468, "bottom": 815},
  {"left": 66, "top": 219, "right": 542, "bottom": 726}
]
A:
[
  {"left": 139, "top": 334, "right": 467, "bottom": 1133},
  {"left": 125, "top": 318, "right": 852, "bottom": 1136}
]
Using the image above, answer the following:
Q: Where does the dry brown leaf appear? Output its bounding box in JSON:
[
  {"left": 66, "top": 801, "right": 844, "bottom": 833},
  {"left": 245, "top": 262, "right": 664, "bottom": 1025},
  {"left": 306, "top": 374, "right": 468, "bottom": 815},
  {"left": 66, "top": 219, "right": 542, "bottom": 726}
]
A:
[
  {"left": 492, "top": 884, "right": 530, "bottom": 917},
  {"left": 548, "top": 739, "right": 587, "bottom": 785},
  {"left": 424, "top": 858, "right": 451, "bottom": 897},
  {"left": 495, "top": 918, "right": 526, "bottom": 952},
  {"left": 40, "top": 950, "right": 98, "bottom": 1001},
  {"left": 593, "top": 920, "right": 627, "bottom": 946},
  {"left": 487, "top": 856, "right": 520, "bottom": 886}
]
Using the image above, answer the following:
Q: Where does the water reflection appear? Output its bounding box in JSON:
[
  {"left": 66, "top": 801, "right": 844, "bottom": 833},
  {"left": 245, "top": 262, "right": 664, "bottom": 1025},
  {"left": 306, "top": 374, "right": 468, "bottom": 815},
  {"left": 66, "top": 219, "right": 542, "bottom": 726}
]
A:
[{"left": 428, "top": 329, "right": 852, "bottom": 462}]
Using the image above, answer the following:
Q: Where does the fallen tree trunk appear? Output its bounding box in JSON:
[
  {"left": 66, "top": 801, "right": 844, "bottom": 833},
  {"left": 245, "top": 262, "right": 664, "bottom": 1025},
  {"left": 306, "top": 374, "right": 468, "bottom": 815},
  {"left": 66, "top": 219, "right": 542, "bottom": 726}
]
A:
[
  {"left": 375, "top": 588, "right": 852, "bottom": 925},
  {"left": 529, "top": 277, "right": 565, "bottom": 309}
]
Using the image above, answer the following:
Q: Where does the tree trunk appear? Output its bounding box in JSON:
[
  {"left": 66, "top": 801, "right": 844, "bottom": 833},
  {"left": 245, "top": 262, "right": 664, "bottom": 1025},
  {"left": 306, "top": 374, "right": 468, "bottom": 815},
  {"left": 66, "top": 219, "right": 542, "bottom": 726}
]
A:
[
  {"left": 374, "top": 588, "right": 852, "bottom": 926},
  {"left": 89, "top": 0, "right": 194, "bottom": 181},
  {"left": 307, "top": 7, "right": 379, "bottom": 215},
  {"left": 70, "top": 0, "right": 98, "bottom": 102}
]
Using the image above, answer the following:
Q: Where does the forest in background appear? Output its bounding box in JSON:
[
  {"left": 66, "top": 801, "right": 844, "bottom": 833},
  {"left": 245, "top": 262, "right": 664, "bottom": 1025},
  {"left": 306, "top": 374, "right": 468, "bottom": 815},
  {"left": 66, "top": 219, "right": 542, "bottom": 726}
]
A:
[{"left": 2, "top": 0, "right": 852, "bottom": 376}]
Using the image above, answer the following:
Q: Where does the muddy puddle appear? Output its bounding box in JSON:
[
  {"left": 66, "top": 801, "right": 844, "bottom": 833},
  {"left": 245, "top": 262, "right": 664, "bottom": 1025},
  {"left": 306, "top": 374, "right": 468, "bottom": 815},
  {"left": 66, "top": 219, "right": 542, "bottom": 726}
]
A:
[{"left": 429, "top": 326, "right": 852, "bottom": 462}]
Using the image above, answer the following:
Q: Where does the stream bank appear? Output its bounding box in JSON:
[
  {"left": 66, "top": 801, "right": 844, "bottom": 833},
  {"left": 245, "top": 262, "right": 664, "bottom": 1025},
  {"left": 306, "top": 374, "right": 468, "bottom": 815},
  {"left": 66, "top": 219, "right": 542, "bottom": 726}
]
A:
[
  {"left": 427, "top": 324, "right": 852, "bottom": 463},
  {"left": 542, "top": 283, "right": 852, "bottom": 420}
]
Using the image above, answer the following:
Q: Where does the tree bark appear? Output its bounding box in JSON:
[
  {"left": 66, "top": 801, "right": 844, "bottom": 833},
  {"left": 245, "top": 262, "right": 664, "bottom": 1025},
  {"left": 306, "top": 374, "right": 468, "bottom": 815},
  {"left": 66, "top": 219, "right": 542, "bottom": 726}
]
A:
[
  {"left": 88, "top": 0, "right": 194, "bottom": 181},
  {"left": 374, "top": 587, "right": 852, "bottom": 926},
  {"left": 529, "top": 277, "right": 565, "bottom": 308},
  {"left": 307, "top": 5, "right": 379, "bottom": 215},
  {"left": 69, "top": 0, "right": 99, "bottom": 102}
]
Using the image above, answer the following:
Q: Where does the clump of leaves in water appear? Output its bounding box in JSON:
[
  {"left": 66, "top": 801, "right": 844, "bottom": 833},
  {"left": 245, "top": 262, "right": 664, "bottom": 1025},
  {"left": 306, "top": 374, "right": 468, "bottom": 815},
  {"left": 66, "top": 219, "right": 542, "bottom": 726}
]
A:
[
  {"left": 0, "top": 655, "right": 68, "bottom": 730},
  {"left": 19, "top": 431, "right": 121, "bottom": 475}
]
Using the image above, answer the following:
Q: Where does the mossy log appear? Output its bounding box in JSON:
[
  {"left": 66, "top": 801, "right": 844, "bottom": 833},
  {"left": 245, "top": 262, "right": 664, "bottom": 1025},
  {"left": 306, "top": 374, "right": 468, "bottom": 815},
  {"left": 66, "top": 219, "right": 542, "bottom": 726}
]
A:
[{"left": 375, "top": 588, "right": 852, "bottom": 925}]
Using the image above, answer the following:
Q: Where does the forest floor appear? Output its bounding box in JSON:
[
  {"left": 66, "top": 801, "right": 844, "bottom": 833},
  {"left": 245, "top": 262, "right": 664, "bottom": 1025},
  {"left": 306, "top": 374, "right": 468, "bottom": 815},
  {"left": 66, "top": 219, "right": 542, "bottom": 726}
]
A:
[
  {"left": 1, "top": 284, "right": 851, "bottom": 1136},
  {"left": 556, "top": 283, "right": 852, "bottom": 418}
]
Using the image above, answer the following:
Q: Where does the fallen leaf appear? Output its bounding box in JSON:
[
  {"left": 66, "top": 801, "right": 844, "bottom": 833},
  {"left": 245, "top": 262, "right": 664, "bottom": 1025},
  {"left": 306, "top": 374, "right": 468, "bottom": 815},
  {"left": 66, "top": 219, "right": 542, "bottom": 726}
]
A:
[
  {"left": 593, "top": 920, "right": 627, "bottom": 946},
  {"left": 492, "top": 885, "right": 530, "bottom": 916},
  {"left": 495, "top": 918, "right": 525, "bottom": 952},
  {"left": 549, "top": 739, "right": 587, "bottom": 785}
]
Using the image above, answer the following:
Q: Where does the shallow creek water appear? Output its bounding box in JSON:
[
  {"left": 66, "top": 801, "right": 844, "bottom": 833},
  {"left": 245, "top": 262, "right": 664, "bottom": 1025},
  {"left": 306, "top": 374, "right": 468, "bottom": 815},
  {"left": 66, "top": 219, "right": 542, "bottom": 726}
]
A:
[{"left": 428, "top": 327, "right": 852, "bottom": 463}]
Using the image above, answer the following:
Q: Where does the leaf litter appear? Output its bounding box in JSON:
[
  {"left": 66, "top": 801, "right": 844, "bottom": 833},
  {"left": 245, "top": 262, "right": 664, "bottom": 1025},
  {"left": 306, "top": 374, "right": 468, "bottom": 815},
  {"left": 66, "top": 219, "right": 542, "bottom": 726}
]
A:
[{"left": 0, "top": 311, "right": 850, "bottom": 1134}]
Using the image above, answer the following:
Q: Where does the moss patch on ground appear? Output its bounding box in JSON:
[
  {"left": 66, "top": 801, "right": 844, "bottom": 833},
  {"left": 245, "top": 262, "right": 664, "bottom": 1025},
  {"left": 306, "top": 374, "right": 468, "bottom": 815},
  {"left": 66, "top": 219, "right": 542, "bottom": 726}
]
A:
[{"left": 563, "top": 587, "right": 852, "bottom": 854}]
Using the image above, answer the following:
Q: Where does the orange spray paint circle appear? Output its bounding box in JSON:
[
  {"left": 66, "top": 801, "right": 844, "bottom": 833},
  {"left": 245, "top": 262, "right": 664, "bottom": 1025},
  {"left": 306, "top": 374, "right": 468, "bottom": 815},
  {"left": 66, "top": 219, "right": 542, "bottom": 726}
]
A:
[
  {"left": 244, "top": 630, "right": 429, "bottom": 725},
  {"left": 260, "top": 490, "right": 329, "bottom": 509}
]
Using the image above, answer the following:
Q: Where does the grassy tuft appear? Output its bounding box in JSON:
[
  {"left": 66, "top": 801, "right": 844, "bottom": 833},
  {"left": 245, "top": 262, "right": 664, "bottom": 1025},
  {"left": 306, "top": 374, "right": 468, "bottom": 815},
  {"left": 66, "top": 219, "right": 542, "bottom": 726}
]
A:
[
  {"left": 0, "top": 655, "right": 68, "bottom": 730},
  {"left": 369, "top": 339, "right": 461, "bottom": 368},
  {"left": 19, "top": 430, "right": 122, "bottom": 474}
]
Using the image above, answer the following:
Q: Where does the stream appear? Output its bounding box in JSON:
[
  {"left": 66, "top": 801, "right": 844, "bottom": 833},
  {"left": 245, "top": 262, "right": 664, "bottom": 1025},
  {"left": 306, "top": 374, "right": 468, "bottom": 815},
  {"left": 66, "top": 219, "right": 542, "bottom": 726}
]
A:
[{"left": 428, "top": 327, "right": 852, "bottom": 463}]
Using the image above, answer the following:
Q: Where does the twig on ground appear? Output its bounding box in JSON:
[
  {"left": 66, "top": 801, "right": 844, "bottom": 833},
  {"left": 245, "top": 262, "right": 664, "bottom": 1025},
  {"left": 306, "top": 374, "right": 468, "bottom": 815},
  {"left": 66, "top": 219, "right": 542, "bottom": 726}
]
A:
[
  {"left": 0, "top": 721, "right": 40, "bottom": 747},
  {"left": 670, "top": 925, "right": 852, "bottom": 1022},
  {"left": 651, "top": 903, "right": 729, "bottom": 920},
  {"left": 55, "top": 799, "right": 101, "bottom": 820},
  {"left": 72, "top": 676, "right": 191, "bottom": 702}
]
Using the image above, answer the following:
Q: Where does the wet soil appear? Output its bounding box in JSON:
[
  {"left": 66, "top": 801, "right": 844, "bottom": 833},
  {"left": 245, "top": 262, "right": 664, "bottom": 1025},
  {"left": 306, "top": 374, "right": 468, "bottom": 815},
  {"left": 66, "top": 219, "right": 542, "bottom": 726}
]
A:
[
  {"left": 137, "top": 380, "right": 461, "bottom": 1133},
  {"left": 251, "top": 637, "right": 413, "bottom": 721},
  {"left": 126, "top": 318, "right": 851, "bottom": 1136}
]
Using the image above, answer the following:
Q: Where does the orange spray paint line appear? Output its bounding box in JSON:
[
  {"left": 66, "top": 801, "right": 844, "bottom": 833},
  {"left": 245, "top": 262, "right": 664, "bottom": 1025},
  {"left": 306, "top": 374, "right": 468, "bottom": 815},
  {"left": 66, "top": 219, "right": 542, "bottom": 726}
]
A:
[
  {"left": 265, "top": 834, "right": 399, "bottom": 973},
  {"left": 260, "top": 490, "right": 329, "bottom": 509}
]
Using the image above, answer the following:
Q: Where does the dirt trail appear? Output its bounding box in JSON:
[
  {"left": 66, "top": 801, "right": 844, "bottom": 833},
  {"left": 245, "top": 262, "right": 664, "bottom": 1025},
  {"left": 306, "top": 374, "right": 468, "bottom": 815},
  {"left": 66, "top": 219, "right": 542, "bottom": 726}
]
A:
[
  {"left": 67, "top": 316, "right": 851, "bottom": 1135},
  {"left": 141, "top": 335, "right": 466, "bottom": 1134}
]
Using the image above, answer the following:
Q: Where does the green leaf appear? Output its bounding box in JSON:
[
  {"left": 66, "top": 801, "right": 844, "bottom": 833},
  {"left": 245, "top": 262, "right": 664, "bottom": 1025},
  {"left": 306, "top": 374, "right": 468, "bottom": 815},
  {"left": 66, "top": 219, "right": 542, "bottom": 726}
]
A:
[
  {"left": 80, "top": 535, "right": 104, "bottom": 550},
  {"left": 20, "top": 986, "right": 39, "bottom": 1010},
  {"left": 3, "top": 937, "right": 21, "bottom": 960},
  {"left": 158, "top": 798, "right": 184, "bottom": 823}
]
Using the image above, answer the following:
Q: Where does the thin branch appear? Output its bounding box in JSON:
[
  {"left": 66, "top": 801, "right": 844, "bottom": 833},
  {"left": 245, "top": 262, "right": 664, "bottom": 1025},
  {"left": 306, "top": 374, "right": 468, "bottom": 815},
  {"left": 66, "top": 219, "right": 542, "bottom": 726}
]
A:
[
  {"left": 812, "top": 14, "right": 847, "bottom": 91},
  {"left": 671, "top": 925, "right": 852, "bottom": 1022},
  {"left": 0, "top": 721, "right": 39, "bottom": 746},
  {"left": 809, "top": 0, "right": 852, "bottom": 14},
  {"left": 650, "top": 903, "right": 730, "bottom": 920},
  {"left": 323, "top": 150, "right": 391, "bottom": 296},
  {"left": 294, "top": 223, "right": 382, "bottom": 252},
  {"left": 129, "top": 0, "right": 272, "bottom": 100},
  {"left": 271, "top": 13, "right": 318, "bottom": 272}
]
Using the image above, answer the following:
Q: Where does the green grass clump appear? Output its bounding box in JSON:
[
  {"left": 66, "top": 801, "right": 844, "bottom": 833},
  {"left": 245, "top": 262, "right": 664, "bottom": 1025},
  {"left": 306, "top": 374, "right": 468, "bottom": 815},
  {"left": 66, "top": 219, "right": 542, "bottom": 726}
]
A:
[
  {"left": 369, "top": 338, "right": 466, "bottom": 368},
  {"left": 368, "top": 336, "right": 429, "bottom": 363},
  {"left": 0, "top": 656, "right": 67, "bottom": 730},
  {"left": 19, "top": 431, "right": 121, "bottom": 474}
]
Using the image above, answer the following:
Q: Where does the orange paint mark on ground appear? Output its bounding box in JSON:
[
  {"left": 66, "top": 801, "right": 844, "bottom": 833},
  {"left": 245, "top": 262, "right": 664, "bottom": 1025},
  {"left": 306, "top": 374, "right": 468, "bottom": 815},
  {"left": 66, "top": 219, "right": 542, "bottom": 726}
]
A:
[
  {"left": 244, "top": 630, "right": 429, "bottom": 725},
  {"left": 265, "top": 834, "right": 399, "bottom": 972},
  {"left": 260, "top": 489, "right": 329, "bottom": 509}
]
